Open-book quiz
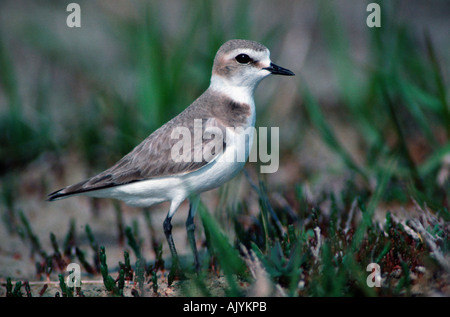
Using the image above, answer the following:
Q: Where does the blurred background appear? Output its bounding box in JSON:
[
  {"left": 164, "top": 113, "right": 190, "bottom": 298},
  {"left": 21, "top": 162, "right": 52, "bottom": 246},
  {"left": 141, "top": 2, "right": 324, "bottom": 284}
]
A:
[{"left": 0, "top": 0, "right": 449, "bottom": 293}]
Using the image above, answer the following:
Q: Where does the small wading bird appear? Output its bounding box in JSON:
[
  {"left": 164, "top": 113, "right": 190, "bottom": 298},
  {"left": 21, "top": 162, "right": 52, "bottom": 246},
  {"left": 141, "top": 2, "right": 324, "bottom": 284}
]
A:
[{"left": 48, "top": 39, "right": 294, "bottom": 281}]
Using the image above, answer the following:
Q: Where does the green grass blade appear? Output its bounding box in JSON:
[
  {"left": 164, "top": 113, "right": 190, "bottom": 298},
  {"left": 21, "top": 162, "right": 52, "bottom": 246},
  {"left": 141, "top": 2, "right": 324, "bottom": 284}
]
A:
[
  {"left": 198, "top": 202, "right": 246, "bottom": 295},
  {"left": 301, "top": 81, "right": 369, "bottom": 183}
]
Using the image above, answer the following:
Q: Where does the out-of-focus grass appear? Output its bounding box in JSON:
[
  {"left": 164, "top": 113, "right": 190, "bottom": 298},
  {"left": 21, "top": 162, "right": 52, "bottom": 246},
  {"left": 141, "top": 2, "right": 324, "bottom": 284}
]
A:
[
  {"left": 0, "top": 30, "right": 55, "bottom": 173},
  {"left": 303, "top": 0, "right": 449, "bottom": 209}
]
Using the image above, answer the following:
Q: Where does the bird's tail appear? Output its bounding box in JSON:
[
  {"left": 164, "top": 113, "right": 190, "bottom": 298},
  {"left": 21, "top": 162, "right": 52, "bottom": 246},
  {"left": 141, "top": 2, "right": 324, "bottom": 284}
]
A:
[{"left": 47, "top": 179, "right": 91, "bottom": 201}]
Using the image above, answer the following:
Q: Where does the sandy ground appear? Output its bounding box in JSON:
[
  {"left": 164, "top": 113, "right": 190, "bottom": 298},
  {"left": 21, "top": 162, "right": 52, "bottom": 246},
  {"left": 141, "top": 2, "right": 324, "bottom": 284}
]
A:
[{"left": 1, "top": 0, "right": 449, "bottom": 297}]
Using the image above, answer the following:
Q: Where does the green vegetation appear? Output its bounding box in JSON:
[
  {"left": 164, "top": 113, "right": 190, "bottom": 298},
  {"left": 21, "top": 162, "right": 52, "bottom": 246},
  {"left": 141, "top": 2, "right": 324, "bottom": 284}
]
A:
[{"left": 1, "top": 0, "right": 448, "bottom": 296}]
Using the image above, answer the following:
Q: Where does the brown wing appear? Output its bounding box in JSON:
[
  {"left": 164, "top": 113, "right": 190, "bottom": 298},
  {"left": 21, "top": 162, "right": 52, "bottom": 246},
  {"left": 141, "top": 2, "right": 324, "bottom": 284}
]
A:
[
  {"left": 48, "top": 114, "right": 227, "bottom": 200},
  {"left": 47, "top": 89, "right": 251, "bottom": 200}
]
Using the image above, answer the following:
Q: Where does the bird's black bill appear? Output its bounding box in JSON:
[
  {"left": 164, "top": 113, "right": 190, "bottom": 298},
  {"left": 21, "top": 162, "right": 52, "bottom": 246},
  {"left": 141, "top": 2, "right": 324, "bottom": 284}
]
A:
[{"left": 263, "top": 62, "right": 295, "bottom": 76}]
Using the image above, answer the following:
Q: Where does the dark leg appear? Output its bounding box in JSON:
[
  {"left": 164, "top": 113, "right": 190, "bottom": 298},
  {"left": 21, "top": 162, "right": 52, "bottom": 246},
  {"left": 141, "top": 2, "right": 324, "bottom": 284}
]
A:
[
  {"left": 186, "top": 195, "right": 200, "bottom": 272},
  {"left": 163, "top": 215, "right": 178, "bottom": 263},
  {"left": 163, "top": 201, "right": 184, "bottom": 285}
]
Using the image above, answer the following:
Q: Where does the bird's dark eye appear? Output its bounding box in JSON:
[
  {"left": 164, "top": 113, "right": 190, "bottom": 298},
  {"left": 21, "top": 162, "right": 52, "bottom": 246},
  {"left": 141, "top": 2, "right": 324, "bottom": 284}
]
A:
[{"left": 235, "top": 54, "right": 252, "bottom": 64}]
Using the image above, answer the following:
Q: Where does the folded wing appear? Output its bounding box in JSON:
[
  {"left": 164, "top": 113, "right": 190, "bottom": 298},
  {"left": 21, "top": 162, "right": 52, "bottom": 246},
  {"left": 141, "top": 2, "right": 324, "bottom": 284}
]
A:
[{"left": 48, "top": 114, "right": 227, "bottom": 200}]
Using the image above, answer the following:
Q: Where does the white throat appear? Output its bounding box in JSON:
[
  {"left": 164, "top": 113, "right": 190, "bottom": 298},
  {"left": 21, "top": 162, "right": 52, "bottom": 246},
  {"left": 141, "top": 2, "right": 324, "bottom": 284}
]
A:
[{"left": 209, "top": 74, "right": 256, "bottom": 106}]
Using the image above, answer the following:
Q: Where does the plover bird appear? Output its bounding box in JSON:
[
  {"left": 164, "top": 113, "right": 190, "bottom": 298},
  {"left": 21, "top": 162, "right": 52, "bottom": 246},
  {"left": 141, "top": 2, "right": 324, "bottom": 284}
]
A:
[{"left": 48, "top": 39, "right": 294, "bottom": 279}]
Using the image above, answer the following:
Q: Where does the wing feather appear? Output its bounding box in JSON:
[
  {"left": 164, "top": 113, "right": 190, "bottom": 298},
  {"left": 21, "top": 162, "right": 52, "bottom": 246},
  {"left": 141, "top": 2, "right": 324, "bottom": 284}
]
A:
[{"left": 48, "top": 89, "right": 250, "bottom": 200}]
